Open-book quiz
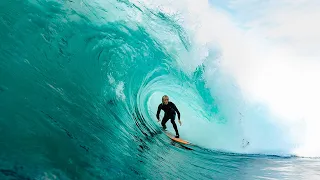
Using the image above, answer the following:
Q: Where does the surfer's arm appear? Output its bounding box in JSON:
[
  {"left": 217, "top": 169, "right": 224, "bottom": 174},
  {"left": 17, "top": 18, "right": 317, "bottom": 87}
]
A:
[
  {"left": 156, "top": 104, "right": 161, "bottom": 120},
  {"left": 172, "top": 102, "right": 180, "bottom": 120}
]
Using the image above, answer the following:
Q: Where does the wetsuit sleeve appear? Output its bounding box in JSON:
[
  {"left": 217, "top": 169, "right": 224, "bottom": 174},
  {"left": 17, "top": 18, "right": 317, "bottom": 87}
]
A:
[
  {"left": 171, "top": 102, "right": 180, "bottom": 119},
  {"left": 156, "top": 104, "right": 161, "bottom": 119}
]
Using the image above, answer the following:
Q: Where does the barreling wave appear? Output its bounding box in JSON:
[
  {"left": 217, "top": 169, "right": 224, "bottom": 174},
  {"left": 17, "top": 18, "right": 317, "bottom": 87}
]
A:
[{"left": 1, "top": 0, "right": 320, "bottom": 179}]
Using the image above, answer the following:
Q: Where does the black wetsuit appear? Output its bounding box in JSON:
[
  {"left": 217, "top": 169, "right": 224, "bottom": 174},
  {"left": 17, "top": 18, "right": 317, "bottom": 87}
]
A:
[{"left": 156, "top": 102, "right": 180, "bottom": 136}]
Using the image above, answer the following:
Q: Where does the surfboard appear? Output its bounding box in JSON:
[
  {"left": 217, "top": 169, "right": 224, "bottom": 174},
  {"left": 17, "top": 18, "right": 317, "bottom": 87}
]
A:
[{"left": 163, "top": 130, "right": 191, "bottom": 145}]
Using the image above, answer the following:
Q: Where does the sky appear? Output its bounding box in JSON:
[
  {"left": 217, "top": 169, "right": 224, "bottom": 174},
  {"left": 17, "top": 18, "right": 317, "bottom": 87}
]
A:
[{"left": 209, "top": 0, "right": 320, "bottom": 56}]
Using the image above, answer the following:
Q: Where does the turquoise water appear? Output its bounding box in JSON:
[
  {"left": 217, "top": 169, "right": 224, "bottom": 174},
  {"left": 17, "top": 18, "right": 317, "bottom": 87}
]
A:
[{"left": 1, "top": 0, "right": 320, "bottom": 179}]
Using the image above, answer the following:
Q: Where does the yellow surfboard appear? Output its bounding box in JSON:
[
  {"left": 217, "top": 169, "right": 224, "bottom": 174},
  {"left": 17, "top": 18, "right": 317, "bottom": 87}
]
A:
[{"left": 163, "top": 130, "right": 191, "bottom": 145}]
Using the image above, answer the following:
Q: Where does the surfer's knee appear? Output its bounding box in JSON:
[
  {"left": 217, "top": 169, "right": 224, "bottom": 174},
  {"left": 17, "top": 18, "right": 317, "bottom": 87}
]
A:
[{"left": 161, "top": 120, "right": 166, "bottom": 126}]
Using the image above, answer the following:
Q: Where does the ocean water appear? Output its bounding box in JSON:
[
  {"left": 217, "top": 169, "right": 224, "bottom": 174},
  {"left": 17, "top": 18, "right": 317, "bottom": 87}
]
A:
[{"left": 1, "top": 0, "right": 320, "bottom": 179}]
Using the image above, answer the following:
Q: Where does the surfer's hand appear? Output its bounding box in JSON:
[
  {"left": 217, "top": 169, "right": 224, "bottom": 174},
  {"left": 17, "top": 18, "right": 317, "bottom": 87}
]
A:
[
  {"left": 157, "top": 118, "right": 160, "bottom": 122},
  {"left": 178, "top": 119, "right": 182, "bottom": 126}
]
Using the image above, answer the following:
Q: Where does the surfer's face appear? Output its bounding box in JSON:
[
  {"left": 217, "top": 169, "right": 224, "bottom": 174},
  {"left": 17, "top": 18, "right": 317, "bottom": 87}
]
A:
[{"left": 163, "top": 97, "right": 169, "bottom": 105}]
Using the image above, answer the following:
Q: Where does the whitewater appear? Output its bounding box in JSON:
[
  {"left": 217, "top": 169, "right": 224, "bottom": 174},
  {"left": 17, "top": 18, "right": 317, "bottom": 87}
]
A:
[{"left": 1, "top": 0, "right": 320, "bottom": 179}]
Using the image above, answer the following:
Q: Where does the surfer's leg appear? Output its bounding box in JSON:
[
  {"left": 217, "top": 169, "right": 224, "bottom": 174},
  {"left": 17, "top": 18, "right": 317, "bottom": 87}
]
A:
[
  {"left": 170, "top": 115, "right": 179, "bottom": 137},
  {"left": 161, "top": 116, "right": 170, "bottom": 130}
]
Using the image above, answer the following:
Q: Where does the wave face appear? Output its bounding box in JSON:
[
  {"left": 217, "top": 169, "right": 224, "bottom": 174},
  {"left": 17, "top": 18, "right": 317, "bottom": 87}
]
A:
[{"left": 1, "top": 0, "right": 320, "bottom": 179}]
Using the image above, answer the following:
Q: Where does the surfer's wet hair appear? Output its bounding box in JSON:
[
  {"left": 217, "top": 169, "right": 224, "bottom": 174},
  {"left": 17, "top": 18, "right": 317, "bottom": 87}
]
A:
[{"left": 162, "top": 95, "right": 169, "bottom": 103}]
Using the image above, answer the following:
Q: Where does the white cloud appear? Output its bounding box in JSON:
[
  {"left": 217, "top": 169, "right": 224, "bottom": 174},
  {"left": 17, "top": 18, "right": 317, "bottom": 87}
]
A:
[{"left": 225, "top": 0, "right": 320, "bottom": 56}]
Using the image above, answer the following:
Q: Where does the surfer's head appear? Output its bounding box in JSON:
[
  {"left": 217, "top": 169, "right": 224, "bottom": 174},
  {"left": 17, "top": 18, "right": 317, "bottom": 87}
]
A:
[{"left": 162, "top": 95, "right": 169, "bottom": 105}]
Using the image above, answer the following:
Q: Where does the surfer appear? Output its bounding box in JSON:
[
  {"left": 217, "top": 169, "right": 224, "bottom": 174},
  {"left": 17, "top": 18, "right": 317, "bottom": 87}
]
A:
[{"left": 156, "top": 95, "right": 181, "bottom": 138}]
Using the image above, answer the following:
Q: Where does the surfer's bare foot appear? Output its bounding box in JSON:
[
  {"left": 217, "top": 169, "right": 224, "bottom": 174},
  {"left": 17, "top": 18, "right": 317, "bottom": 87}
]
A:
[{"left": 175, "top": 135, "right": 179, "bottom": 138}]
